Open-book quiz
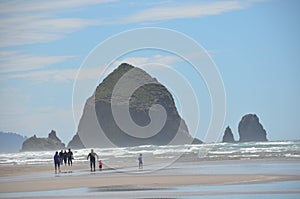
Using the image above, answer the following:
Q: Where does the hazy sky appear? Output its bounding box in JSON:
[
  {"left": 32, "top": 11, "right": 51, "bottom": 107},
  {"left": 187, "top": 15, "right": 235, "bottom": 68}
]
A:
[{"left": 0, "top": 0, "right": 299, "bottom": 143}]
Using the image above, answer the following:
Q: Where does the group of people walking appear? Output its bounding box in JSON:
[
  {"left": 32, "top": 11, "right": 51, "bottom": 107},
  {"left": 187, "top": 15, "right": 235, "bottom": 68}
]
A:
[
  {"left": 54, "top": 149, "right": 143, "bottom": 174},
  {"left": 53, "top": 148, "right": 73, "bottom": 174},
  {"left": 60, "top": 149, "right": 74, "bottom": 166}
]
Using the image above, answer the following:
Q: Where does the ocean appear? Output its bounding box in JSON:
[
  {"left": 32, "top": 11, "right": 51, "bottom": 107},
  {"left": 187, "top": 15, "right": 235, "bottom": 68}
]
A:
[{"left": 1, "top": 140, "right": 299, "bottom": 169}]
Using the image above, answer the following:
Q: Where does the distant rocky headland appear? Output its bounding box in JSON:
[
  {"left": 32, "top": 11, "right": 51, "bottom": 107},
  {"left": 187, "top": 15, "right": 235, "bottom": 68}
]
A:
[
  {"left": 21, "top": 130, "right": 65, "bottom": 151},
  {"left": 0, "top": 132, "right": 27, "bottom": 153},
  {"left": 222, "top": 114, "right": 268, "bottom": 143}
]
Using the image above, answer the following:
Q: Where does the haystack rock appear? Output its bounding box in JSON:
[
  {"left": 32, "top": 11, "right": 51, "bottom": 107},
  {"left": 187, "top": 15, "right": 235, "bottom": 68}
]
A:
[
  {"left": 238, "top": 114, "right": 268, "bottom": 142},
  {"left": 68, "top": 63, "right": 202, "bottom": 148},
  {"left": 222, "top": 126, "right": 235, "bottom": 143},
  {"left": 21, "top": 130, "right": 65, "bottom": 151}
]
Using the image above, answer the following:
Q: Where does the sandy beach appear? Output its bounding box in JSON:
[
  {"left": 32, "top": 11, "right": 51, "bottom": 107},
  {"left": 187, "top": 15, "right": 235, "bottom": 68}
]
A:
[
  {"left": 0, "top": 164, "right": 87, "bottom": 177},
  {"left": 2, "top": 171, "right": 298, "bottom": 193},
  {"left": 1, "top": 159, "right": 300, "bottom": 198}
]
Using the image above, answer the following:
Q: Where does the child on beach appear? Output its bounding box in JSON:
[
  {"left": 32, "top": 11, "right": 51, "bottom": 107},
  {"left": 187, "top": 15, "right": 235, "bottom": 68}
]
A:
[{"left": 98, "top": 160, "right": 103, "bottom": 171}]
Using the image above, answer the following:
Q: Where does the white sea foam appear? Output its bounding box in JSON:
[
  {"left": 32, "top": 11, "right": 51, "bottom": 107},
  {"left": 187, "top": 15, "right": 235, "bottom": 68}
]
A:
[{"left": 0, "top": 140, "right": 299, "bottom": 166}]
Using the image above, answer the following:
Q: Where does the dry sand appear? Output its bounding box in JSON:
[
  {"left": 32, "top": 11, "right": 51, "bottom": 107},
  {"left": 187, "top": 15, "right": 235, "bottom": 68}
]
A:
[{"left": 0, "top": 164, "right": 87, "bottom": 177}]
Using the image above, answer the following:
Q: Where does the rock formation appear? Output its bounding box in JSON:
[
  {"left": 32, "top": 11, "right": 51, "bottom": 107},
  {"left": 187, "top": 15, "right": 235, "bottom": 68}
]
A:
[
  {"left": 238, "top": 114, "right": 268, "bottom": 142},
  {"left": 21, "top": 130, "right": 65, "bottom": 151},
  {"left": 68, "top": 63, "right": 202, "bottom": 148},
  {"left": 222, "top": 126, "right": 235, "bottom": 143},
  {"left": 67, "top": 133, "right": 84, "bottom": 149}
]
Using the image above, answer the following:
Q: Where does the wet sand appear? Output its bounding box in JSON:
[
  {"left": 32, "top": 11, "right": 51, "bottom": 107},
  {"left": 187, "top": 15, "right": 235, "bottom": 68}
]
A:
[
  {"left": 1, "top": 159, "right": 300, "bottom": 198},
  {"left": 2, "top": 172, "right": 299, "bottom": 193}
]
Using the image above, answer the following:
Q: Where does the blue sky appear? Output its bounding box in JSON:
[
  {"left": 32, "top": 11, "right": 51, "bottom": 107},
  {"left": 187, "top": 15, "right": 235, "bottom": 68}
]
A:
[{"left": 0, "top": 0, "right": 299, "bottom": 143}]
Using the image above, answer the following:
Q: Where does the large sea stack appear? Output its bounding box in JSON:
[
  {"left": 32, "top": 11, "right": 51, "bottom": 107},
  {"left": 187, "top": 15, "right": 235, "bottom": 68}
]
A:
[
  {"left": 238, "top": 114, "right": 268, "bottom": 142},
  {"left": 68, "top": 63, "right": 202, "bottom": 148},
  {"left": 21, "top": 130, "right": 65, "bottom": 151}
]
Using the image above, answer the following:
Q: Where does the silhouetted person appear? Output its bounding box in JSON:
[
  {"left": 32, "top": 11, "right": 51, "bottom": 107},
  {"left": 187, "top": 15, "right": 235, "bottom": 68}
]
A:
[
  {"left": 54, "top": 151, "right": 61, "bottom": 174},
  {"left": 87, "top": 149, "right": 98, "bottom": 172},
  {"left": 59, "top": 150, "right": 64, "bottom": 165},
  {"left": 138, "top": 154, "right": 143, "bottom": 169},
  {"left": 63, "top": 150, "right": 68, "bottom": 165},
  {"left": 67, "top": 148, "right": 73, "bottom": 166}
]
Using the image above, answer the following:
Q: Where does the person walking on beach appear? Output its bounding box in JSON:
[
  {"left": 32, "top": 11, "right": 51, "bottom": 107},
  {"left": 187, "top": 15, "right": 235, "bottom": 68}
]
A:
[
  {"left": 138, "top": 153, "right": 143, "bottom": 169},
  {"left": 59, "top": 150, "right": 64, "bottom": 165},
  {"left": 54, "top": 151, "right": 61, "bottom": 174},
  {"left": 63, "top": 150, "right": 68, "bottom": 166},
  {"left": 87, "top": 149, "right": 98, "bottom": 172},
  {"left": 67, "top": 148, "right": 73, "bottom": 166},
  {"left": 98, "top": 160, "right": 103, "bottom": 171}
]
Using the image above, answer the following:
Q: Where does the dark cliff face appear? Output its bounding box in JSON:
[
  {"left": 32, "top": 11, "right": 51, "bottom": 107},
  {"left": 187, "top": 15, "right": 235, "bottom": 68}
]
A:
[
  {"left": 238, "top": 114, "right": 268, "bottom": 142},
  {"left": 69, "top": 63, "right": 201, "bottom": 148},
  {"left": 21, "top": 130, "right": 65, "bottom": 151},
  {"left": 222, "top": 126, "right": 235, "bottom": 143}
]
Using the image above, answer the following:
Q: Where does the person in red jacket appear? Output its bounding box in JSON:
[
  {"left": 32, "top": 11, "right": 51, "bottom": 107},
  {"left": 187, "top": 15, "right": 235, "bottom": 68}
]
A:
[{"left": 98, "top": 160, "right": 103, "bottom": 171}]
